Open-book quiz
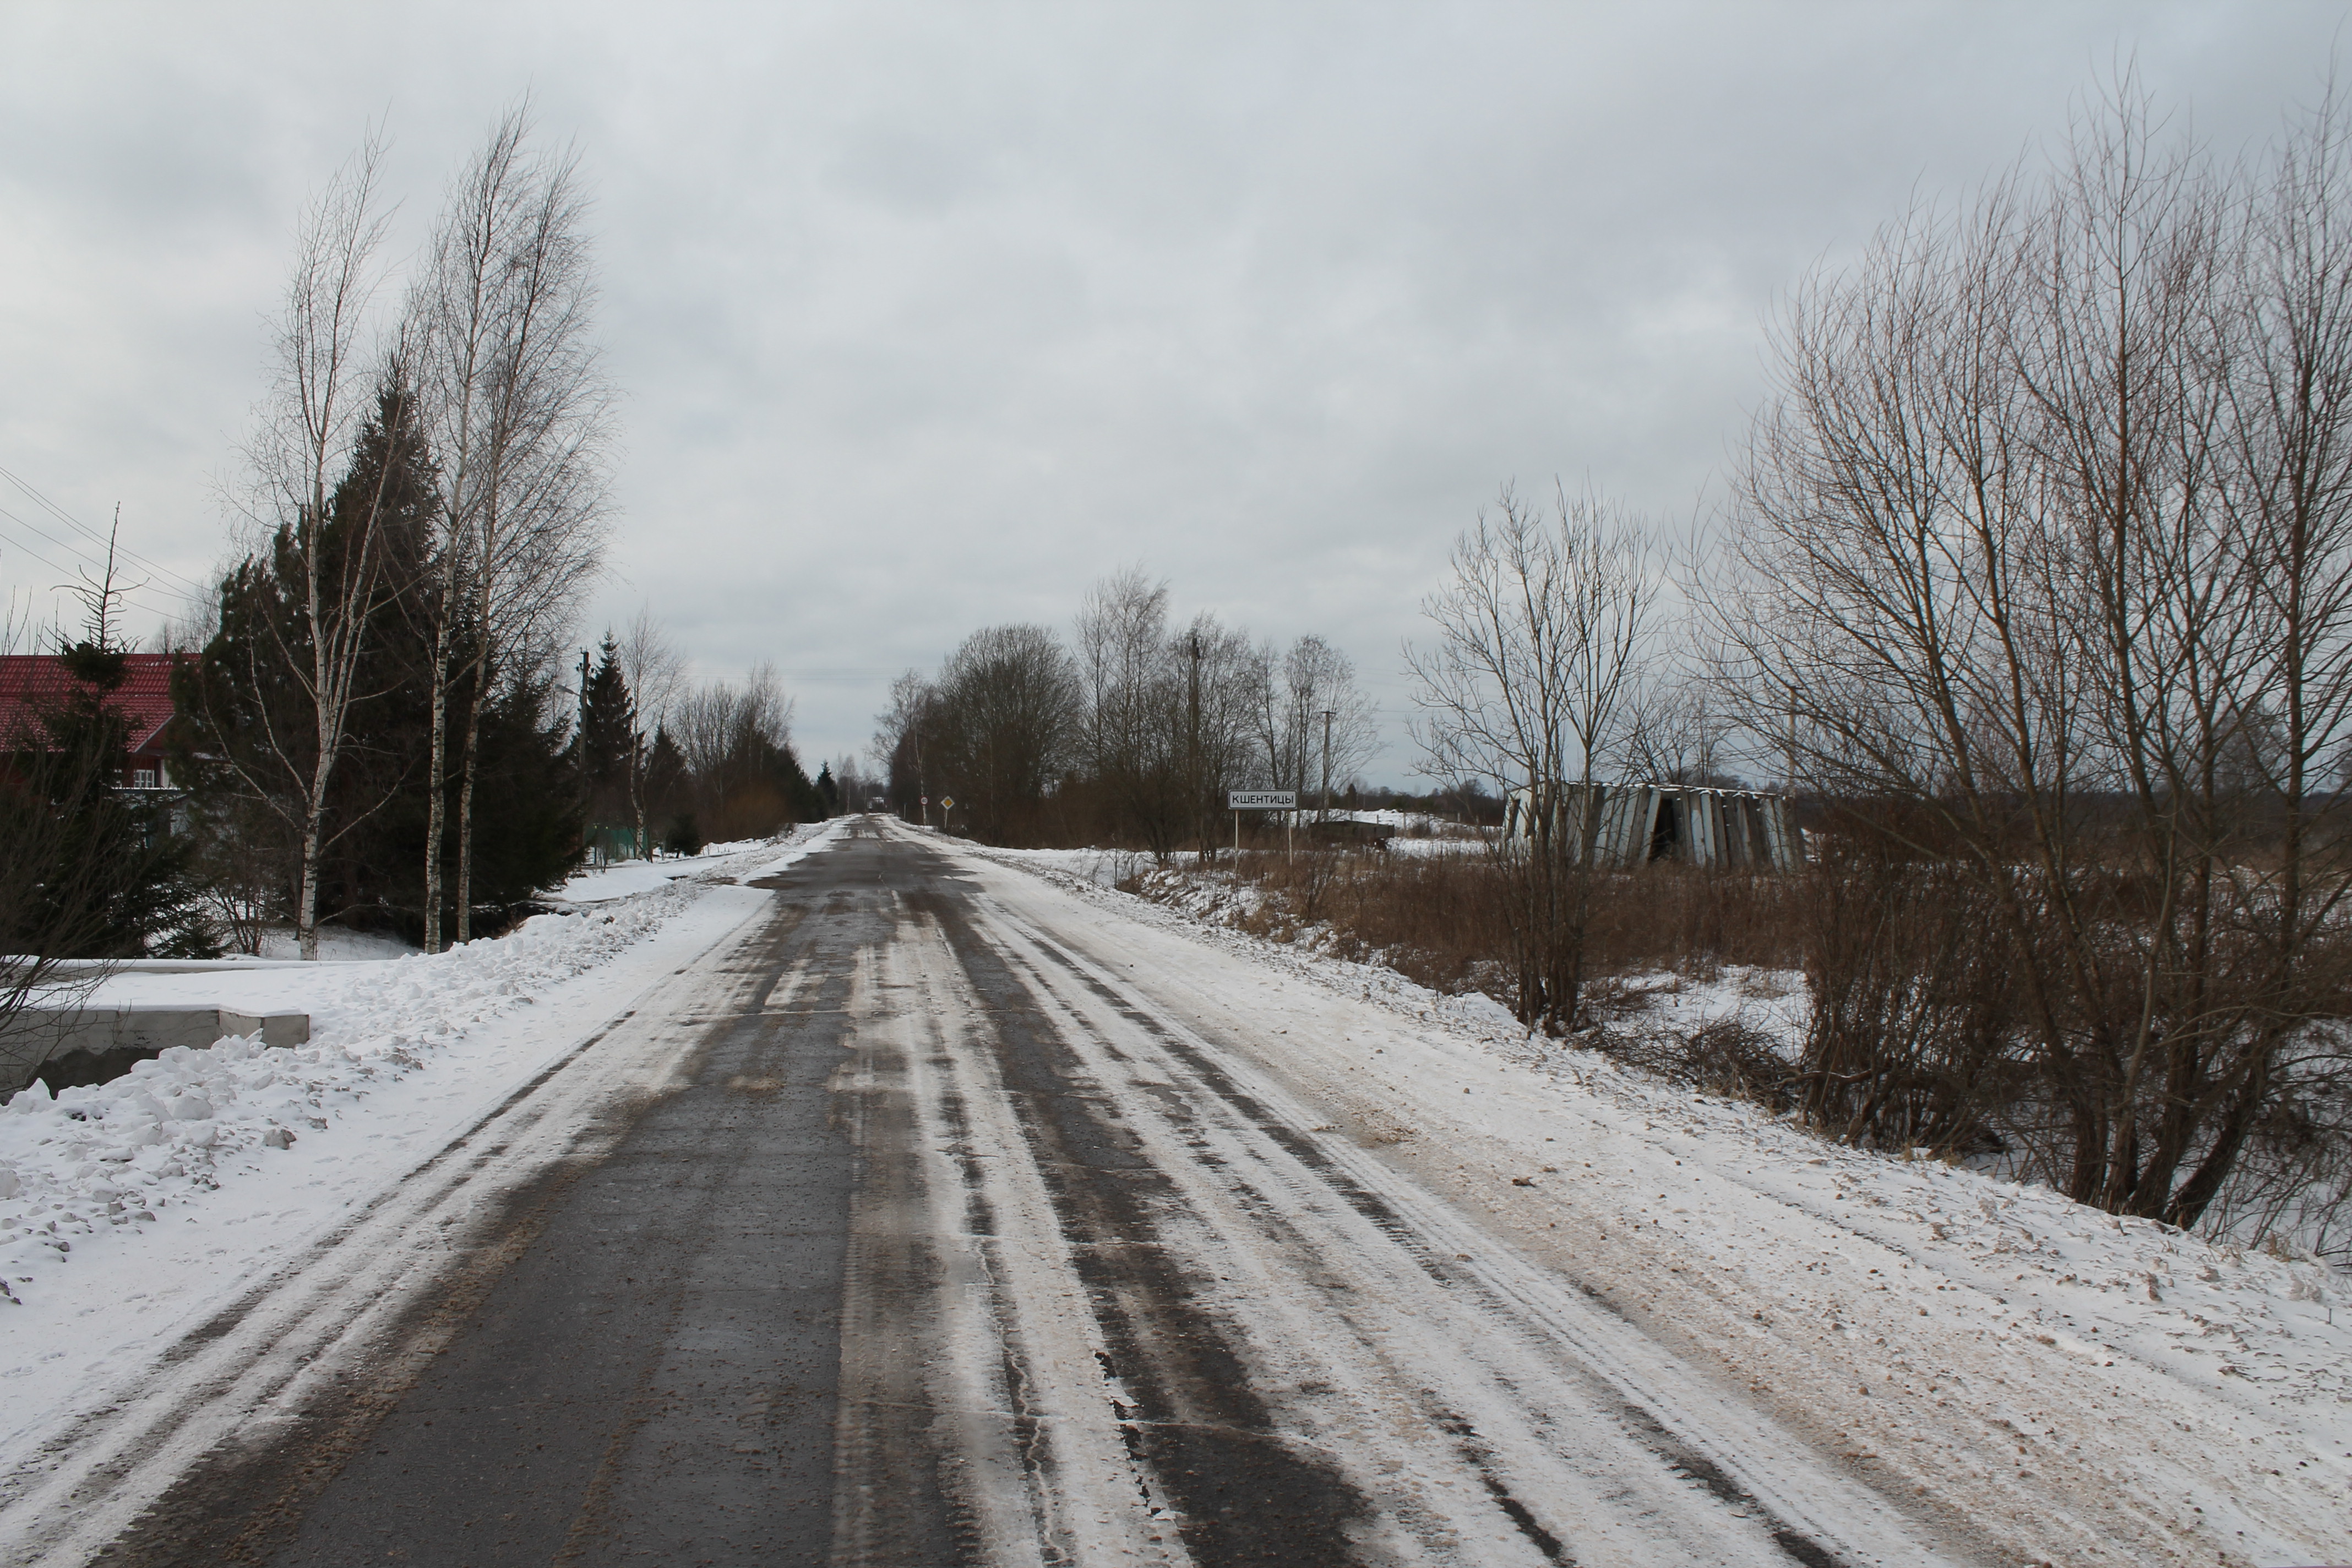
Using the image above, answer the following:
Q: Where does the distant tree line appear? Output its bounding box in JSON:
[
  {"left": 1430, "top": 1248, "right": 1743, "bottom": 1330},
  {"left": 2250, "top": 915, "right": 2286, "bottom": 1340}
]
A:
[{"left": 874, "top": 568, "right": 1379, "bottom": 854}]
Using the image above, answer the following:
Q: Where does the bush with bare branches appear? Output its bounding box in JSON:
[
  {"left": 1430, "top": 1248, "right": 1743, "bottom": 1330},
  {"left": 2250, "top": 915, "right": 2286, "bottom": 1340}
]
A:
[{"left": 1712, "top": 75, "right": 2352, "bottom": 1231}]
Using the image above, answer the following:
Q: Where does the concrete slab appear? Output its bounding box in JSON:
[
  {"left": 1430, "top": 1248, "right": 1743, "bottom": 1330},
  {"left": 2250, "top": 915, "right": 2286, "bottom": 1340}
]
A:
[{"left": 0, "top": 1005, "right": 311, "bottom": 1097}]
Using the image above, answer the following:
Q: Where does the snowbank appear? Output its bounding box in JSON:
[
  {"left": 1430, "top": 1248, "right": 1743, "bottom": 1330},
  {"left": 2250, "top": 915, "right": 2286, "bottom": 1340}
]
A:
[
  {"left": 256, "top": 926, "right": 417, "bottom": 961},
  {"left": 551, "top": 837, "right": 794, "bottom": 905},
  {"left": 970, "top": 846, "right": 1152, "bottom": 891}
]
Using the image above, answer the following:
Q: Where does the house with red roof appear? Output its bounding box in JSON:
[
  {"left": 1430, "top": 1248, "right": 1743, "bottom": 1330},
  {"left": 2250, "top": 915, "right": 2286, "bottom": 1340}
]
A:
[{"left": 0, "top": 653, "right": 188, "bottom": 791}]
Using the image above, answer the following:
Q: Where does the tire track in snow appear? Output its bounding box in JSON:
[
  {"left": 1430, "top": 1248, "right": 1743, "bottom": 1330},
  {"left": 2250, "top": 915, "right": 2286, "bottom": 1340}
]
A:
[
  {"left": 1008, "top": 917, "right": 1849, "bottom": 1565},
  {"left": 905, "top": 882, "right": 1375, "bottom": 1565},
  {"left": 901, "top": 833, "right": 1990, "bottom": 1567}
]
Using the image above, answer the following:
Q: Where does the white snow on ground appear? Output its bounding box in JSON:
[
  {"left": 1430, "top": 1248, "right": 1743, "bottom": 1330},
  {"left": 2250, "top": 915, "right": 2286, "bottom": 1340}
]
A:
[
  {"left": 956, "top": 845, "right": 1153, "bottom": 891},
  {"left": 550, "top": 837, "right": 788, "bottom": 905},
  {"left": 255, "top": 926, "right": 418, "bottom": 961},
  {"left": 0, "top": 822, "right": 841, "bottom": 1447},
  {"left": 1327, "top": 807, "right": 1472, "bottom": 835},
  {"left": 1384, "top": 833, "right": 1489, "bottom": 857},
  {"left": 973, "top": 842, "right": 2352, "bottom": 1567}
]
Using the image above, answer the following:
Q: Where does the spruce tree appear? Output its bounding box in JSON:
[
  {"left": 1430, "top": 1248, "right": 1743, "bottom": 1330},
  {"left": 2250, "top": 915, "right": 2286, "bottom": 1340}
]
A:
[
  {"left": 642, "top": 726, "right": 695, "bottom": 852},
  {"left": 12, "top": 607, "right": 214, "bottom": 960},
  {"left": 176, "top": 374, "right": 439, "bottom": 943},
  {"left": 576, "top": 634, "right": 635, "bottom": 830},
  {"left": 179, "top": 377, "right": 590, "bottom": 943}
]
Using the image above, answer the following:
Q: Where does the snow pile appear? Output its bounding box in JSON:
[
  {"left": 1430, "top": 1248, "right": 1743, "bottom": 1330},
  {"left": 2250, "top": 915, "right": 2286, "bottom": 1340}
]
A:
[
  {"left": 1384, "top": 833, "right": 1488, "bottom": 857},
  {"left": 0, "top": 822, "right": 839, "bottom": 1307},
  {"left": 1130, "top": 864, "right": 1281, "bottom": 932},
  {"left": 553, "top": 858, "right": 690, "bottom": 903}
]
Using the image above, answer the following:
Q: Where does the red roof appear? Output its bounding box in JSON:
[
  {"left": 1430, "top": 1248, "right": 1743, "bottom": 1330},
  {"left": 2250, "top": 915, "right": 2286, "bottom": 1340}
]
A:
[{"left": 0, "top": 654, "right": 185, "bottom": 755}]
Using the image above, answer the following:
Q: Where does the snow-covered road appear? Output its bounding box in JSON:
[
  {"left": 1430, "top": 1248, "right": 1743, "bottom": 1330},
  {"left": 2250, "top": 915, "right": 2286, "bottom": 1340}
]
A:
[
  {"left": 7, "top": 818, "right": 2343, "bottom": 1565},
  {"left": 856, "top": 831, "right": 1977, "bottom": 1566}
]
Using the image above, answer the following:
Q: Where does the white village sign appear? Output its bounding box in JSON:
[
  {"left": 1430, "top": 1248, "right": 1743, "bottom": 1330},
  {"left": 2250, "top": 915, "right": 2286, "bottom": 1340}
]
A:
[{"left": 1226, "top": 791, "right": 1298, "bottom": 854}]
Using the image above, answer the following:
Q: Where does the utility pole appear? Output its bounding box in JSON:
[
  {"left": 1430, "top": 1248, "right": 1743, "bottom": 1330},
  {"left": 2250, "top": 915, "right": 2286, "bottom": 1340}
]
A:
[{"left": 1186, "top": 631, "right": 1204, "bottom": 859}]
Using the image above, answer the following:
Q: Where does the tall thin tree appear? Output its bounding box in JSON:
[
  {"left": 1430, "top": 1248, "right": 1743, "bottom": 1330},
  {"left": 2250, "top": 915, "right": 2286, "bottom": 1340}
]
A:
[
  {"left": 412, "top": 105, "right": 611, "bottom": 947},
  {"left": 222, "top": 138, "right": 408, "bottom": 960}
]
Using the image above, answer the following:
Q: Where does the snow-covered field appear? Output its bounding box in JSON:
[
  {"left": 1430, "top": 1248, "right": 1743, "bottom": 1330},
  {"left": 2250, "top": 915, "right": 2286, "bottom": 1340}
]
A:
[
  {"left": 973, "top": 842, "right": 2352, "bottom": 1565},
  {"left": 1284, "top": 809, "right": 1493, "bottom": 854},
  {"left": 0, "top": 823, "right": 840, "bottom": 1452}
]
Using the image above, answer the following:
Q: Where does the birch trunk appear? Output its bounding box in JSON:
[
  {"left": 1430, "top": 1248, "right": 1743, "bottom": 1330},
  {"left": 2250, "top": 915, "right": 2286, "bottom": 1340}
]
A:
[{"left": 453, "top": 652, "right": 488, "bottom": 943}]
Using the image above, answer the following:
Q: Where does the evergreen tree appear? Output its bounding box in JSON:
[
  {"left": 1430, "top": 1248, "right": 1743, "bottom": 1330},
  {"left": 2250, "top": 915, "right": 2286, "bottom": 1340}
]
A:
[
  {"left": 178, "top": 377, "right": 590, "bottom": 944},
  {"left": 641, "top": 726, "right": 696, "bottom": 852},
  {"left": 816, "top": 762, "right": 839, "bottom": 817},
  {"left": 176, "top": 375, "right": 439, "bottom": 941},
  {"left": 463, "top": 669, "right": 586, "bottom": 913},
  {"left": 576, "top": 634, "right": 635, "bottom": 830},
  {"left": 6, "top": 618, "right": 213, "bottom": 961}
]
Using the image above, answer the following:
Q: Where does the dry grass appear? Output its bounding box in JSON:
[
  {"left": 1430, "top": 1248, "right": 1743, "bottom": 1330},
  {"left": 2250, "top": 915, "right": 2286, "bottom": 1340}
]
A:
[
  {"left": 1152, "top": 838, "right": 2352, "bottom": 1263},
  {"left": 1194, "top": 848, "right": 1799, "bottom": 1010}
]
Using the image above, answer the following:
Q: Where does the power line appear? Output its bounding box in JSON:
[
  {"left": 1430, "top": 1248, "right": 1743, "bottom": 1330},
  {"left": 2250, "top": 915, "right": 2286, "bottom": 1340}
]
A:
[
  {"left": 0, "top": 462, "right": 217, "bottom": 602},
  {"left": 0, "top": 527, "right": 77, "bottom": 582},
  {"left": 766, "top": 668, "right": 911, "bottom": 682},
  {"left": 0, "top": 503, "right": 205, "bottom": 606},
  {"left": 0, "top": 525, "right": 208, "bottom": 636}
]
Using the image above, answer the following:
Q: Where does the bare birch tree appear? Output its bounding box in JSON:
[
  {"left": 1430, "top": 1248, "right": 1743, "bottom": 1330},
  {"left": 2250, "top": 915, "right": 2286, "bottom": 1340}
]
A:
[
  {"left": 1252, "top": 633, "right": 1380, "bottom": 806},
  {"left": 411, "top": 105, "right": 611, "bottom": 947},
  {"left": 925, "top": 624, "right": 1082, "bottom": 841},
  {"left": 1075, "top": 569, "right": 1189, "bottom": 858},
  {"left": 213, "top": 138, "right": 406, "bottom": 961}
]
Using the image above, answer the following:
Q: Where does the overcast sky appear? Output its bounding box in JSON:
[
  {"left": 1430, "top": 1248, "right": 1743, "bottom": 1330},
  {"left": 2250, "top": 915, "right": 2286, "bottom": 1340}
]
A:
[{"left": 3, "top": 1, "right": 2346, "bottom": 785}]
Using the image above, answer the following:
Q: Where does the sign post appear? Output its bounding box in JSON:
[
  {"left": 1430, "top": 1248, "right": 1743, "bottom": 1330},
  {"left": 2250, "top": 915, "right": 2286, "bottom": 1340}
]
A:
[{"left": 1226, "top": 791, "right": 1297, "bottom": 858}]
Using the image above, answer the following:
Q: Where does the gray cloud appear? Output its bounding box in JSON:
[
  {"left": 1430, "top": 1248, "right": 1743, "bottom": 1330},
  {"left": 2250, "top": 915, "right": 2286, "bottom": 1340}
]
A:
[{"left": 3, "top": 1, "right": 2346, "bottom": 781}]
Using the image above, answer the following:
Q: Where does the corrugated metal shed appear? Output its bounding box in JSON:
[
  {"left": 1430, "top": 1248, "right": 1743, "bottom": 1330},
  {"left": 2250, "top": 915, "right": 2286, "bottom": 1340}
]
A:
[{"left": 1504, "top": 782, "right": 1802, "bottom": 871}]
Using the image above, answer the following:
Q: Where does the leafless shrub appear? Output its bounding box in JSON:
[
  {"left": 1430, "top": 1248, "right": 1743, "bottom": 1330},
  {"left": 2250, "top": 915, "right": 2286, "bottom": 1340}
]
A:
[
  {"left": 1582, "top": 864, "right": 1804, "bottom": 979},
  {"left": 1790, "top": 827, "right": 2022, "bottom": 1156},
  {"left": 1603, "top": 1017, "right": 1798, "bottom": 1111},
  {"left": 1708, "top": 74, "right": 2352, "bottom": 1231},
  {"left": 1406, "top": 486, "right": 1663, "bottom": 1031},
  {"left": 1189, "top": 847, "right": 1794, "bottom": 1020}
]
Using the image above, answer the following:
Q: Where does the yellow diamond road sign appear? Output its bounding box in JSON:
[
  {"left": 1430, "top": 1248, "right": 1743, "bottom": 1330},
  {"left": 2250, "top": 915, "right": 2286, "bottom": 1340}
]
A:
[{"left": 939, "top": 796, "right": 954, "bottom": 809}]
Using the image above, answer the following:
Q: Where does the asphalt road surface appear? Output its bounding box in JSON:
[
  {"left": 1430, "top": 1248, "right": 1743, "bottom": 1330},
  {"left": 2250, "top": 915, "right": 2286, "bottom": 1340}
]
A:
[{"left": 67, "top": 819, "right": 1989, "bottom": 1567}]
